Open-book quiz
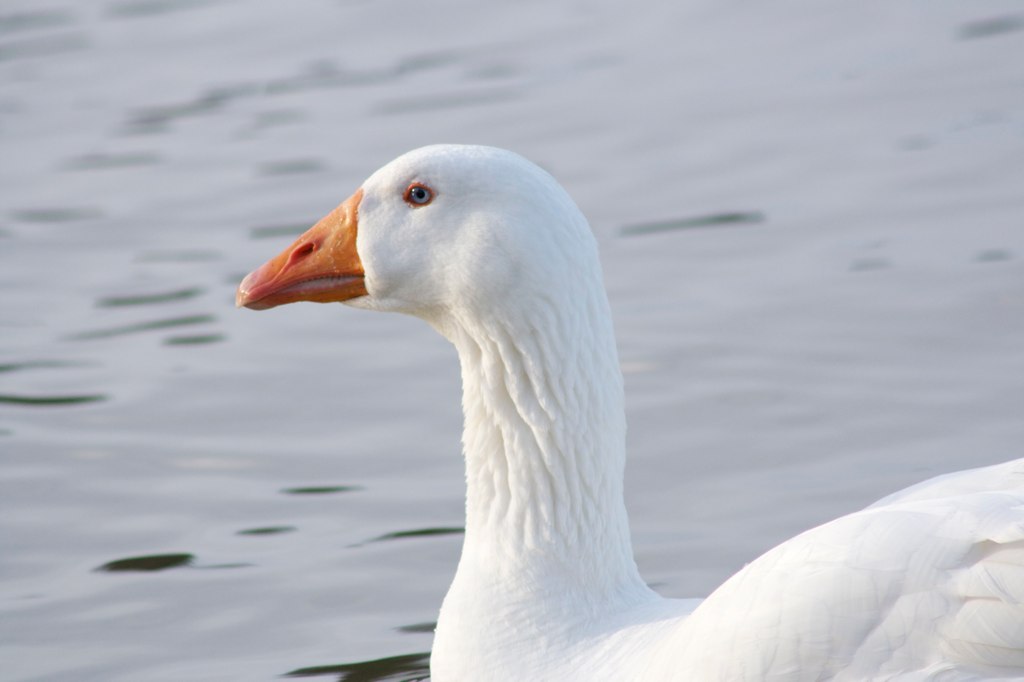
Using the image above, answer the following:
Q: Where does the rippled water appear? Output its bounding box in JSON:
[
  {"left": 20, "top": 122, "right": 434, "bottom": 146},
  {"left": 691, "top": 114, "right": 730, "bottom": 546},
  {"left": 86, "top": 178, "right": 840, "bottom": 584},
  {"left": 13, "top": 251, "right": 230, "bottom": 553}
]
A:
[{"left": 2, "top": 1, "right": 1023, "bottom": 680}]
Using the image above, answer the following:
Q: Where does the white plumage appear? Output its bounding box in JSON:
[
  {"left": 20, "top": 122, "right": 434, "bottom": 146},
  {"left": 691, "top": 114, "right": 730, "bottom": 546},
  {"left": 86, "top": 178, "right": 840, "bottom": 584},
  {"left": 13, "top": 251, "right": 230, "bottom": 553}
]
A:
[{"left": 239, "top": 145, "right": 1024, "bottom": 681}]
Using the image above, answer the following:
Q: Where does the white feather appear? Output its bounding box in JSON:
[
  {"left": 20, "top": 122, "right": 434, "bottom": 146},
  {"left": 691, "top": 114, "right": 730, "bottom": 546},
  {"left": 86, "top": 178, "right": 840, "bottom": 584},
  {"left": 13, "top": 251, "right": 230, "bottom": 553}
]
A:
[{"left": 340, "top": 145, "right": 1024, "bottom": 681}]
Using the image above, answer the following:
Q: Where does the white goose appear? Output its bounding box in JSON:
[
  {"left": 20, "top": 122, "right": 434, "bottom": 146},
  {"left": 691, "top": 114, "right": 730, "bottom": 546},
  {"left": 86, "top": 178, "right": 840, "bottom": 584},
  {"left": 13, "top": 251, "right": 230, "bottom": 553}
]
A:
[{"left": 237, "top": 145, "right": 1024, "bottom": 681}]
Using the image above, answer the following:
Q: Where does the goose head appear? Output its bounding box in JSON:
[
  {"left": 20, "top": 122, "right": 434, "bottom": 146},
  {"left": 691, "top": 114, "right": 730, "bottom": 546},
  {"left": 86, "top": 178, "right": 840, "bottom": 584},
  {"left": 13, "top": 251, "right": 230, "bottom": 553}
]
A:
[
  {"left": 236, "top": 145, "right": 601, "bottom": 331},
  {"left": 236, "top": 145, "right": 639, "bottom": 632}
]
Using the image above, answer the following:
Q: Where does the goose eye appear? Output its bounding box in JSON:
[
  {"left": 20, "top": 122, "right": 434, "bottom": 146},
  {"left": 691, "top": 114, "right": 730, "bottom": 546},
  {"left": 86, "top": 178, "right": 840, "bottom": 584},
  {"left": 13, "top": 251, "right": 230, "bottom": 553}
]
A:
[{"left": 404, "top": 183, "right": 434, "bottom": 207}]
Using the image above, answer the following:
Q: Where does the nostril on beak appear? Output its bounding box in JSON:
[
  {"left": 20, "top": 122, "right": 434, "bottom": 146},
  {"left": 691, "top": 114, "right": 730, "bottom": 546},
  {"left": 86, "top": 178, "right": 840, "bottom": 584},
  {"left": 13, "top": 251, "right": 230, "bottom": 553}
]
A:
[{"left": 286, "top": 241, "right": 317, "bottom": 267}]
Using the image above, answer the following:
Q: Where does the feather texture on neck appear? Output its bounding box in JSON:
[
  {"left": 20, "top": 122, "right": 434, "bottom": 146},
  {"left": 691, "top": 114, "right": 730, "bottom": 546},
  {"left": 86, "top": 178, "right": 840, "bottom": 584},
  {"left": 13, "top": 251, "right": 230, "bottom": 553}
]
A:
[{"left": 427, "top": 224, "right": 654, "bottom": 673}]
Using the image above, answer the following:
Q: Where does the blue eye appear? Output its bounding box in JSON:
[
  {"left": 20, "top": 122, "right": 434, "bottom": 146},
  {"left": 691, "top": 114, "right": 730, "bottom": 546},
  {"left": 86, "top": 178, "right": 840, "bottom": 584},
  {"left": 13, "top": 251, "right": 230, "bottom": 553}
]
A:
[{"left": 404, "top": 183, "right": 434, "bottom": 206}]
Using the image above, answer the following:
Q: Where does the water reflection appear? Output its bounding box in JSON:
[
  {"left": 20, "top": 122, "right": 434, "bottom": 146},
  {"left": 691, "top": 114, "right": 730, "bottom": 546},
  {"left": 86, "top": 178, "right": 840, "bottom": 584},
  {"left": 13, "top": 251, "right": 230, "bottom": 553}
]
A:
[
  {"left": 96, "top": 287, "right": 203, "bottom": 307},
  {"left": 620, "top": 211, "right": 765, "bottom": 236},
  {"left": 67, "top": 314, "right": 216, "bottom": 341},
  {"left": 281, "top": 486, "right": 363, "bottom": 495},
  {"left": 163, "top": 333, "right": 225, "bottom": 346},
  {"left": 250, "top": 223, "right": 310, "bottom": 240},
  {"left": 134, "top": 250, "right": 222, "bottom": 263},
  {"left": 63, "top": 151, "right": 160, "bottom": 170},
  {"left": 10, "top": 207, "right": 103, "bottom": 222},
  {"left": 958, "top": 15, "right": 1024, "bottom": 40},
  {"left": 96, "top": 553, "right": 194, "bottom": 572},
  {"left": 258, "top": 159, "right": 326, "bottom": 176},
  {"left": 373, "top": 88, "right": 519, "bottom": 116},
  {"left": 286, "top": 651, "right": 430, "bottom": 682},
  {"left": 0, "top": 33, "right": 88, "bottom": 62},
  {"left": 107, "top": 0, "right": 216, "bottom": 20},
  {"left": 849, "top": 257, "right": 890, "bottom": 272},
  {"left": 976, "top": 249, "right": 1013, "bottom": 263},
  {"left": 0, "top": 393, "right": 106, "bottom": 406},
  {"left": 369, "top": 527, "right": 463, "bottom": 543},
  {"left": 0, "top": 9, "right": 74, "bottom": 34},
  {"left": 237, "top": 526, "right": 296, "bottom": 536},
  {"left": 0, "top": 360, "right": 89, "bottom": 373},
  {"left": 395, "top": 622, "right": 436, "bottom": 635},
  {"left": 251, "top": 109, "right": 305, "bottom": 129}
]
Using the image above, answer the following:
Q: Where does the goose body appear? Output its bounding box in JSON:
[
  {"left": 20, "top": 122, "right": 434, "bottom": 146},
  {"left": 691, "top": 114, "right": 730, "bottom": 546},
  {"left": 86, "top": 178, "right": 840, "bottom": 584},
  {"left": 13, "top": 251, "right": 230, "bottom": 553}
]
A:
[{"left": 237, "top": 145, "right": 1024, "bottom": 681}]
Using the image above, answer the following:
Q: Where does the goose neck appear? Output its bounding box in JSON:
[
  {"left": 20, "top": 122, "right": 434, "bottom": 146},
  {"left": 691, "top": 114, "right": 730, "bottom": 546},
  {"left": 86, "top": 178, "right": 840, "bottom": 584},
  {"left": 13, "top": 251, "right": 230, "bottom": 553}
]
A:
[{"left": 445, "top": 299, "right": 647, "bottom": 600}]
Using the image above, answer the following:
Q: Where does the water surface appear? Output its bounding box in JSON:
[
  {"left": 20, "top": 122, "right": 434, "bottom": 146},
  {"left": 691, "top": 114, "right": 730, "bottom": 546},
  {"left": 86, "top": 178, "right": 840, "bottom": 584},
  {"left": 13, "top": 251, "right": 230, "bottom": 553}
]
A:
[{"left": 2, "top": 1, "right": 1023, "bottom": 680}]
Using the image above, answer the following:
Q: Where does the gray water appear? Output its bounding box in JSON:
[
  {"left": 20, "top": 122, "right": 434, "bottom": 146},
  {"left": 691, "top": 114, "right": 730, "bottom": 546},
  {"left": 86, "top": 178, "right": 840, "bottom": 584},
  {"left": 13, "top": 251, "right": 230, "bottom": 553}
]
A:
[{"left": 2, "top": 1, "right": 1023, "bottom": 680}]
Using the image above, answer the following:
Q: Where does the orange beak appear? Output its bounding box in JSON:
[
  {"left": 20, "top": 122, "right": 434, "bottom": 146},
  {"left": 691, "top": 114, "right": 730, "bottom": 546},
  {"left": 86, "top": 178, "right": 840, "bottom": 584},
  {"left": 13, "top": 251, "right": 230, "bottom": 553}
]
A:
[{"left": 236, "top": 188, "right": 368, "bottom": 310}]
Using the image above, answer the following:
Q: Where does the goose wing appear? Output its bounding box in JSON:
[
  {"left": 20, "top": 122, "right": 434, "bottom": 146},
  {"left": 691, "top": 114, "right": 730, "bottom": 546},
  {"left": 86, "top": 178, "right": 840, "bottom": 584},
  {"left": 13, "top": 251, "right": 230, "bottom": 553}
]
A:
[{"left": 652, "top": 459, "right": 1024, "bottom": 680}]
